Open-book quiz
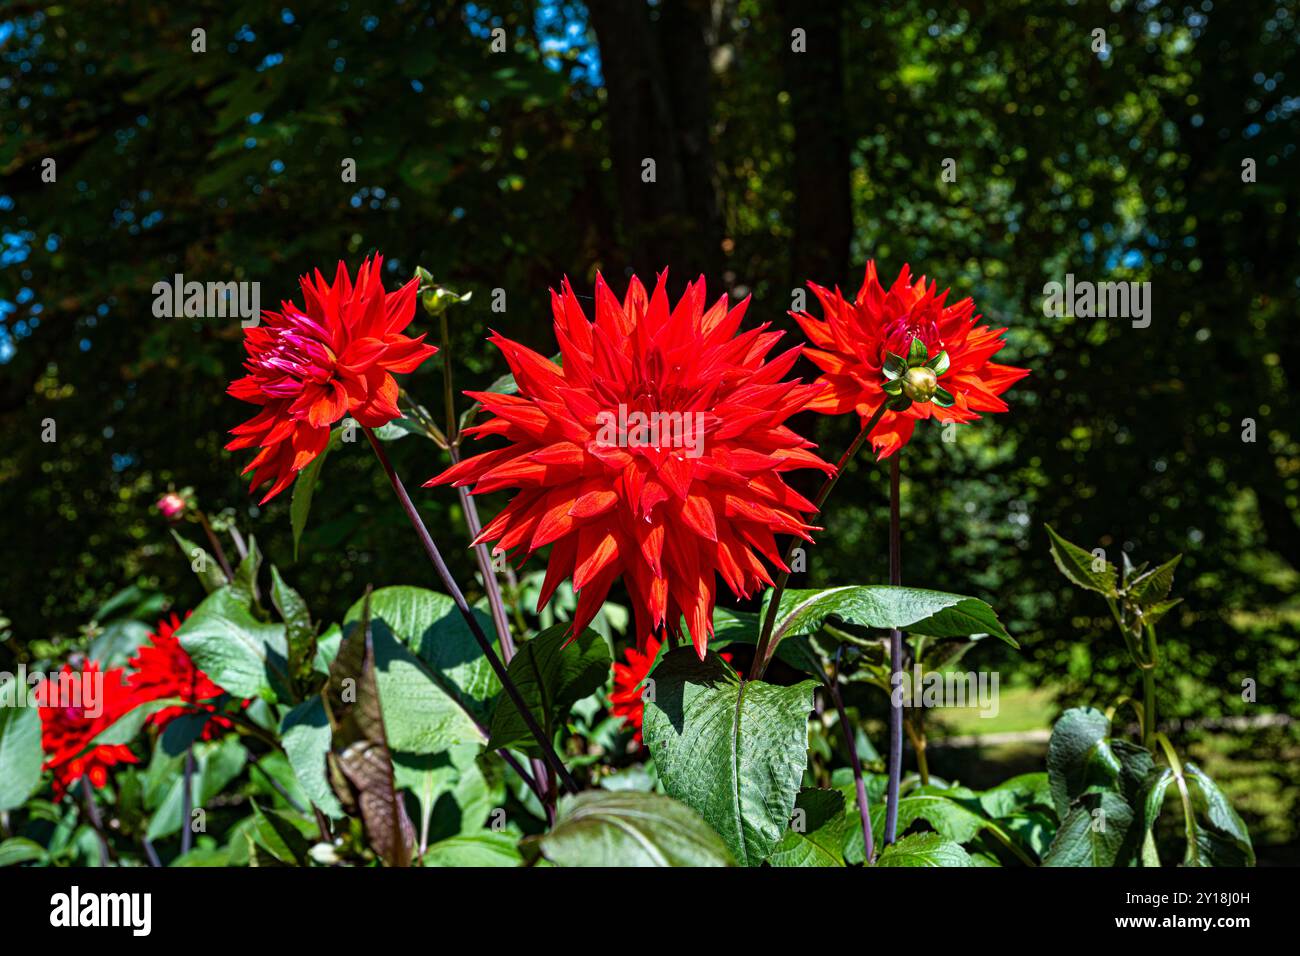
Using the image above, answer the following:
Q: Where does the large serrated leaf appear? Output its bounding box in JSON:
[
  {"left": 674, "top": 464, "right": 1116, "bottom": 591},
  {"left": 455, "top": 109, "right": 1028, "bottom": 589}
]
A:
[
  {"left": 876, "top": 832, "right": 973, "bottom": 867},
  {"left": 1046, "top": 707, "right": 1124, "bottom": 820},
  {"left": 770, "top": 585, "right": 1016, "bottom": 648},
  {"left": 535, "top": 790, "right": 735, "bottom": 867},
  {"left": 768, "top": 789, "right": 848, "bottom": 867},
  {"left": 641, "top": 649, "right": 815, "bottom": 867},
  {"left": 1043, "top": 790, "right": 1134, "bottom": 866}
]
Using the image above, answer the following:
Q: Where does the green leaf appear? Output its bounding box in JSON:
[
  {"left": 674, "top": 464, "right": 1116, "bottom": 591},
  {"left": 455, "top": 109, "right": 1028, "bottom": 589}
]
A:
[
  {"left": 170, "top": 530, "right": 228, "bottom": 593},
  {"left": 92, "top": 696, "right": 185, "bottom": 746},
  {"left": 1045, "top": 524, "right": 1117, "bottom": 597},
  {"left": 177, "top": 586, "right": 289, "bottom": 700},
  {"left": 1127, "top": 555, "right": 1180, "bottom": 607},
  {"left": 907, "top": 336, "right": 929, "bottom": 364},
  {"left": 1047, "top": 707, "right": 1140, "bottom": 820},
  {"left": 145, "top": 736, "right": 247, "bottom": 840},
  {"left": 281, "top": 696, "right": 344, "bottom": 818},
  {"left": 640, "top": 648, "right": 815, "bottom": 867},
  {"left": 344, "top": 587, "right": 500, "bottom": 725},
  {"left": 0, "top": 837, "right": 46, "bottom": 867},
  {"left": 707, "top": 606, "right": 823, "bottom": 678},
  {"left": 270, "top": 566, "right": 316, "bottom": 690},
  {"left": 371, "top": 418, "right": 425, "bottom": 441},
  {"left": 927, "top": 350, "right": 951, "bottom": 375},
  {"left": 976, "top": 772, "right": 1053, "bottom": 819},
  {"left": 87, "top": 618, "right": 152, "bottom": 669},
  {"left": 250, "top": 800, "right": 313, "bottom": 866},
  {"left": 1142, "top": 598, "right": 1183, "bottom": 628},
  {"left": 931, "top": 385, "right": 955, "bottom": 407},
  {"left": 769, "top": 585, "right": 1016, "bottom": 648},
  {"left": 768, "top": 789, "right": 848, "bottom": 867},
  {"left": 368, "top": 620, "right": 485, "bottom": 753},
  {"left": 1043, "top": 791, "right": 1134, "bottom": 867},
  {"left": 423, "top": 830, "right": 521, "bottom": 867},
  {"left": 535, "top": 791, "right": 735, "bottom": 867},
  {"left": 0, "top": 693, "right": 42, "bottom": 811},
  {"left": 1139, "top": 767, "right": 1174, "bottom": 866},
  {"left": 883, "top": 352, "right": 907, "bottom": 380},
  {"left": 1183, "top": 763, "right": 1254, "bottom": 867},
  {"left": 876, "top": 832, "right": 973, "bottom": 867},
  {"left": 289, "top": 426, "right": 343, "bottom": 560},
  {"left": 872, "top": 786, "right": 992, "bottom": 845},
  {"left": 230, "top": 536, "right": 263, "bottom": 609},
  {"left": 394, "top": 745, "right": 499, "bottom": 847},
  {"left": 487, "top": 622, "right": 610, "bottom": 754}
]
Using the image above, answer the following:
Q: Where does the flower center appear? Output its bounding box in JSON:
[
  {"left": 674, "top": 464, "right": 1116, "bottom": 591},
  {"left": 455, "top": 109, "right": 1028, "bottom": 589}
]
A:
[{"left": 883, "top": 316, "right": 941, "bottom": 360}]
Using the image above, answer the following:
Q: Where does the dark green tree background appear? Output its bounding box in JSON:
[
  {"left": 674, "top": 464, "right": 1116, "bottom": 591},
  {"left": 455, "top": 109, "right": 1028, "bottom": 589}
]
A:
[{"left": 2, "top": 0, "right": 1296, "bottom": 806}]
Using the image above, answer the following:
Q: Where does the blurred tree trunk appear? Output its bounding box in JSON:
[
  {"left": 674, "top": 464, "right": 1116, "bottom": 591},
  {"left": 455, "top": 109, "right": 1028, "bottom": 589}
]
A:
[
  {"left": 777, "top": 0, "right": 851, "bottom": 290},
  {"left": 588, "top": 0, "right": 722, "bottom": 283}
]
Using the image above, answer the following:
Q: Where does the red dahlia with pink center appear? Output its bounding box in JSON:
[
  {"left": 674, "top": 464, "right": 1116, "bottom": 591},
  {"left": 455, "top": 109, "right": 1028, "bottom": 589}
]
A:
[
  {"left": 36, "top": 662, "right": 139, "bottom": 799},
  {"left": 227, "top": 256, "right": 438, "bottom": 502},
  {"left": 430, "top": 271, "right": 832, "bottom": 657},
  {"left": 793, "top": 262, "right": 1030, "bottom": 457}
]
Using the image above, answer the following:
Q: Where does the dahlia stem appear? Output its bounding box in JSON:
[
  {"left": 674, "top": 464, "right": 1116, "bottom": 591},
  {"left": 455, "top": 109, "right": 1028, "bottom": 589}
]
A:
[
  {"left": 752, "top": 402, "right": 890, "bottom": 679},
  {"left": 829, "top": 646, "right": 875, "bottom": 864},
  {"left": 884, "top": 453, "right": 905, "bottom": 846},
  {"left": 435, "top": 297, "right": 554, "bottom": 815},
  {"left": 198, "top": 511, "right": 235, "bottom": 582},
  {"left": 363, "top": 427, "right": 578, "bottom": 794},
  {"left": 449, "top": 445, "right": 554, "bottom": 817},
  {"left": 141, "top": 837, "right": 162, "bottom": 868},
  {"left": 228, "top": 523, "right": 249, "bottom": 562}
]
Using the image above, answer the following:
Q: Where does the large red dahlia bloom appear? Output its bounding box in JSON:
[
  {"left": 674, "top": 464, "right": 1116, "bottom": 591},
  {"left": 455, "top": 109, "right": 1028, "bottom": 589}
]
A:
[
  {"left": 430, "top": 271, "right": 832, "bottom": 657},
  {"left": 227, "top": 256, "right": 438, "bottom": 502},
  {"left": 36, "top": 663, "right": 139, "bottom": 799},
  {"left": 126, "top": 613, "right": 239, "bottom": 736},
  {"left": 793, "top": 262, "right": 1029, "bottom": 458}
]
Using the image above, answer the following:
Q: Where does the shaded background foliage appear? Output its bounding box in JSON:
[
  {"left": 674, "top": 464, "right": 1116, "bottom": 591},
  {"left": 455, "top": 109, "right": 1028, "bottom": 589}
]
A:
[{"left": 1, "top": 0, "right": 1297, "bottom": 850}]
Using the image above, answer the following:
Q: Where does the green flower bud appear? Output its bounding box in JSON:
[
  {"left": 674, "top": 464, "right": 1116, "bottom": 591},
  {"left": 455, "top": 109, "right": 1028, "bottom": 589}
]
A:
[{"left": 901, "top": 366, "right": 938, "bottom": 403}]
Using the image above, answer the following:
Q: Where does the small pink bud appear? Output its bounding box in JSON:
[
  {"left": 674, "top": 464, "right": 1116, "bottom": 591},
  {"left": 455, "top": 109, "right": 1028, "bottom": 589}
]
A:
[{"left": 156, "top": 492, "right": 187, "bottom": 520}]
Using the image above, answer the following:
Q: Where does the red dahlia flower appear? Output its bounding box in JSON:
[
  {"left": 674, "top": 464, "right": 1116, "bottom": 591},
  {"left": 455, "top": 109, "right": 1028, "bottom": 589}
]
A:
[
  {"left": 431, "top": 271, "right": 832, "bottom": 657},
  {"left": 793, "top": 262, "right": 1029, "bottom": 458},
  {"left": 610, "top": 635, "right": 662, "bottom": 745},
  {"left": 227, "top": 256, "right": 438, "bottom": 502},
  {"left": 35, "top": 663, "right": 139, "bottom": 799},
  {"left": 126, "top": 613, "right": 239, "bottom": 737}
]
